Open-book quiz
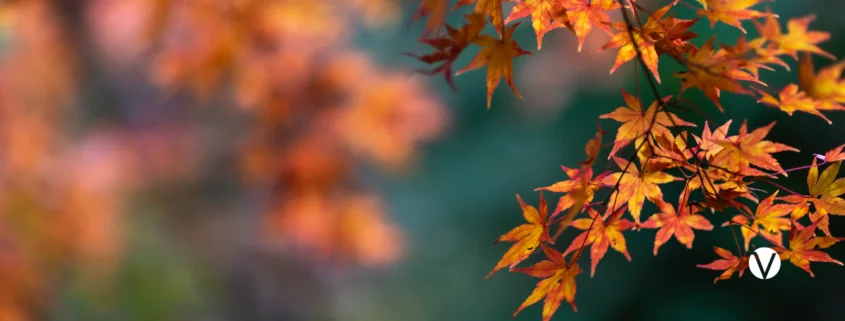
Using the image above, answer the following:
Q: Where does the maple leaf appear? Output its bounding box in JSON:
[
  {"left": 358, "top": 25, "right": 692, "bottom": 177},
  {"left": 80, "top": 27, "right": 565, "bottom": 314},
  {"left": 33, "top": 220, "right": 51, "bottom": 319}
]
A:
[
  {"left": 410, "top": 0, "right": 449, "bottom": 36},
  {"left": 562, "top": 206, "right": 634, "bottom": 276},
  {"left": 696, "top": 246, "right": 749, "bottom": 283},
  {"left": 487, "top": 193, "right": 552, "bottom": 278},
  {"left": 536, "top": 166, "right": 609, "bottom": 235},
  {"left": 641, "top": 190, "right": 714, "bottom": 255},
  {"left": 723, "top": 191, "right": 791, "bottom": 250},
  {"left": 689, "top": 174, "right": 756, "bottom": 215},
  {"left": 754, "top": 12, "right": 834, "bottom": 60},
  {"left": 653, "top": 14, "right": 700, "bottom": 60},
  {"left": 564, "top": 0, "right": 619, "bottom": 52},
  {"left": 512, "top": 245, "right": 582, "bottom": 321},
  {"left": 599, "top": 89, "right": 695, "bottom": 159},
  {"left": 692, "top": 120, "right": 733, "bottom": 160},
  {"left": 652, "top": 130, "right": 694, "bottom": 165},
  {"left": 795, "top": 52, "right": 845, "bottom": 120},
  {"left": 676, "top": 37, "right": 762, "bottom": 111},
  {"left": 410, "top": 13, "right": 486, "bottom": 90},
  {"left": 695, "top": 0, "right": 770, "bottom": 33},
  {"left": 716, "top": 35, "right": 788, "bottom": 80},
  {"left": 775, "top": 217, "right": 844, "bottom": 277},
  {"left": 580, "top": 122, "right": 606, "bottom": 168},
  {"left": 758, "top": 84, "right": 843, "bottom": 124},
  {"left": 779, "top": 159, "right": 845, "bottom": 228},
  {"left": 457, "top": 22, "right": 532, "bottom": 108},
  {"left": 600, "top": 1, "right": 679, "bottom": 83},
  {"left": 821, "top": 144, "right": 845, "bottom": 163},
  {"left": 602, "top": 156, "right": 678, "bottom": 224},
  {"left": 455, "top": 0, "right": 509, "bottom": 34},
  {"left": 505, "top": 0, "right": 572, "bottom": 50},
  {"left": 711, "top": 120, "right": 799, "bottom": 176}
]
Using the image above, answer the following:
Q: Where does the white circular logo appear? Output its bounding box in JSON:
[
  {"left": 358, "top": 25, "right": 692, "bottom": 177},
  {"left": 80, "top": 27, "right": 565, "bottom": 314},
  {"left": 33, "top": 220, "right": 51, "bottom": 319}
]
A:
[{"left": 748, "top": 247, "right": 781, "bottom": 280}]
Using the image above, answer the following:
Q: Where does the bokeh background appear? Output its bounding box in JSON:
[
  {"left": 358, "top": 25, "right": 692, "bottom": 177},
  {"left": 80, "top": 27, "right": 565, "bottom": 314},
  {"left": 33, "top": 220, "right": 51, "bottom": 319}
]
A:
[{"left": 0, "top": 0, "right": 844, "bottom": 321}]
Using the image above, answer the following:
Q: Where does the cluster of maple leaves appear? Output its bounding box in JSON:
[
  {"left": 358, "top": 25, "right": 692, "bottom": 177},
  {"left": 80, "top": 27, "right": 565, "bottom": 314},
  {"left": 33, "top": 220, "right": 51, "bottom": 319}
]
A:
[{"left": 407, "top": 0, "right": 845, "bottom": 320}]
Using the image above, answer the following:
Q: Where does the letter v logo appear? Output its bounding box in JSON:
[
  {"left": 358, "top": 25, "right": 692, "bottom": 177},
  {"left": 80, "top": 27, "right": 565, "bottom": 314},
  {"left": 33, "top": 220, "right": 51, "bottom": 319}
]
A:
[{"left": 749, "top": 247, "right": 781, "bottom": 280}]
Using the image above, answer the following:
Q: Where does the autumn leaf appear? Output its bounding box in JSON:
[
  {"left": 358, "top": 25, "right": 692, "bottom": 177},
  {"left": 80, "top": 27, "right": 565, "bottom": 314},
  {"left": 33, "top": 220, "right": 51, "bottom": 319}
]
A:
[
  {"left": 562, "top": 206, "right": 633, "bottom": 276},
  {"left": 758, "top": 84, "right": 842, "bottom": 124},
  {"left": 581, "top": 122, "right": 606, "bottom": 168},
  {"left": 653, "top": 14, "right": 699, "bottom": 60},
  {"left": 711, "top": 120, "right": 799, "bottom": 176},
  {"left": 410, "top": 13, "right": 486, "bottom": 90},
  {"left": 641, "top": 190, "right": 714, "bottom": 255},
  {"left": 697, "top": 246, "right": 749, "bottom": 283},
  {"left": 410, "top": 0, "right": 449, "bottom": 36},
  {"left": 695, "top": 0, "right": 770, "bottom": 33},
  {"left": 723, "top": 191, "right": 791, "bottom": 250},
  {"left": 602, "top": 156, "right": 677, "bottom": 224},
  {"left": 821, "top": 144, "right": 845, "bottom": 163},
  {"left": 599, "top": 89, "right": 695, "bottom": 159},
  {"left": 652, "top": 130, "right": 694, "bottom": 165},
  {"left": 536, "top": 166, "right": 609, "bottom": 235},
  {"left": 692, "top": 120, "right": 733, "bottom": 160},
  {"left": 780, "top": 159, "right": 845, "bottom": 223},
  {"left": 676, "top": 37, "right": 762, "bottom": 111},
  {"left": 512, "top": 245, "right": 582, "bottom": 321},
  {"left": 455, "top": 0, "right": 508, "bottom": 34},
  {"left": 564, "top": 0, "right": 619, "bottom": 52},
  {"left": 505, "top": 0, "right": 572, "bottom": 50},
  {"left": 754, "top": 12, "right": 835, "bottom": 60},
  {"left": 717, "top": 34, "right": 788, "bottom": 80},
  {"left": 457, "top": 22, "right": 532, "bottom": 108},
  {"left": 487, "top": 193, "right": 552, "bottom": 278},
  {"left": 791, "top": 52, "right": 845, "bottom": 120},
  {"left": 775, "top": 217, "right": 844, "bottom": 277},
  {"left": 600, "top": 1, "right": 679, "bottom": 82}
]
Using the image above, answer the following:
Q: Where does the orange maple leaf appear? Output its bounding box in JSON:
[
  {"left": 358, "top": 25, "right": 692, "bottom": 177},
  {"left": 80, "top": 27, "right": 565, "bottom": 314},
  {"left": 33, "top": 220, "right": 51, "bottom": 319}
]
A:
[
  {"left": 562, "top": 206, "right": 634, "bottom": 276},
  {"left": 696, "top": 246, "right": 749, "bottom": 283},
  {"left": 599, "top": 89, "right": 695, "bottom": 159},
  {"left": 717, "top": 35, "right": 788, "bottom": 80},
  {"left": 754, "top": 11, "right": 834, "bottom": 60},
  {"left": 487, "top": 193, "right": 552, "bottom": 278},
  {"left": 695, "top": 0, "right": 771, "bottom": 33},
  {"left": 821, "top": 144, "right": 845, "bottom": 163},
  {"left": 779, "top": 159, "right": 845, "bottom": 237},
  {"left": 512, "top": 244, "right": 582, "bottom": 321},
  {"left": 581, "top": 123, "right": 606, "bottom": 168},
  {"left": 505, "top": 0, "right": 572, "bottom": 50},
  {"left": 455, "top": 0, "right": 509, "bottom": 34},
  {"left": 457, "top": 22, "right": 532, "bottom": 108},
  {"left": 410, "top": 0, "right": 449, "bottom": 36},
  {"left": 653, "top": 13, "right": 699, "bottom": 60},
  {"left": 410, "top": 13, "right": 486, "bottom": 90},
  {"left": 711, "top": 120, "right": 799, "bottom": 176},
  {"left": 536, "top": 166, "right": 609, "bottom": 235},
  {"left": 564, "top": 0, "right": 619, "bottom": 52},
  {"left": 723, "top": 191, "right": 792, "bottom": 250},
  {"left": 600, "top": 1, "right": 678, "bottom": 83},
  {"left": 676, "top": 37, "right": 762, "bottom": 111},
  {"left": 775, "top": 217, "right": 844, "bottom": 277},
  {"left": 652, "top": 130, "right": 694, "bottom": 165},
  {"left": 602, "top": 156, "right": 678, "bottom": 224},
  {"left": 641, "top": 190, "right": 714, "bottom": 255},
  {"left": 758, "top": 84, "right": 843, "bottom": 124},
  {"left": 799, "top": 52, "right": 845, "bottom": 102},
  {"left": 692, "top": 120, "right": 733, "bottom": 160}
]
